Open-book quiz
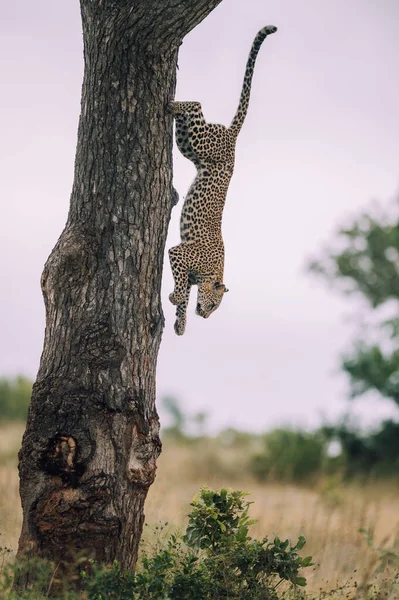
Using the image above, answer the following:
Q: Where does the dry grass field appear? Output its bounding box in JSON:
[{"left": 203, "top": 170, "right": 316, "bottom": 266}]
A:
[{"left": 1, "top": 423, "right": 398, "bottom": 598}]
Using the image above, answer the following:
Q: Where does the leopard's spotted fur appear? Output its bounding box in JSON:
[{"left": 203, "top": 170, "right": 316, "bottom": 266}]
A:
[{"left": 169, "top": 25, "right": 277, "bottom": 335}]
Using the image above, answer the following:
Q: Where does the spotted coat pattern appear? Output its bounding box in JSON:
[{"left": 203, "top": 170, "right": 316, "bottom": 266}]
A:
[{"left": 169, "top": 25, "right": 277, "bottom": 335}]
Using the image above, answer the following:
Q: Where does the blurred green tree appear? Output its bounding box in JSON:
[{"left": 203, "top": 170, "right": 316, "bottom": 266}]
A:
[
  {"left": 251, "top": 429, "right": 325, "bottom": 482},
  {"left": 322, "top": 420, "right": 399, "bottom": 476},
  {"left": 0, "top": 376, "right": 32, "bottom": 421},
  {"left": 162, "top": 395, "right": 186, "bottom": 439},
  {"left": 161, "top": 395, "right": 210, "bottom": 440},
  {"left": 309, "top": 201, "right": 399, "bottom": 406}
]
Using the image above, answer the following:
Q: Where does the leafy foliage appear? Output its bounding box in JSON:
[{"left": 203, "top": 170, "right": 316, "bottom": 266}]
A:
[
  {"left": 184, "top": 487, "right": 256, "bottom": 550},
  {"left": 309, "top": 209, "right": 399, "bottom": 307},
  {"left": 0, "top": 488, "right": 312, "bottom": 599},
  {"left": 342, "top": 344, "right": 399, "bottom": 403},
  {"left": 309, "top": 202, "right": 399, "bottom": 406}
]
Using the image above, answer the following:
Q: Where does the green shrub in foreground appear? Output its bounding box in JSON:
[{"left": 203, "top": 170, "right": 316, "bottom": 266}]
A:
[{"left": 1, "top": 487, "right": 312, "bottom": 599}]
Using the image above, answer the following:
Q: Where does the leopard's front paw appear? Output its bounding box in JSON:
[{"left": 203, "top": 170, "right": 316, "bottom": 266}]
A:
[{"left": 174, "top": 315, "right": 186, "bottom": 336}]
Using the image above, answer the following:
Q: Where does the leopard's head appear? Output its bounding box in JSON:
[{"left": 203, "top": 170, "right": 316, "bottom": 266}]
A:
[{"left": 196, "top": 280, "right": 229, "bottom": 319}]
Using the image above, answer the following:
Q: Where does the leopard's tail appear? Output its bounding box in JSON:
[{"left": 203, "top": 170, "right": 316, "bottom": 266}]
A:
[{"left": 229, "top": 25, "right": 277, "bottom": 136}]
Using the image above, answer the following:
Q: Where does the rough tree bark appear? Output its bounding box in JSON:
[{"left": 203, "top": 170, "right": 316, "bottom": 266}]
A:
[{"left": 16, "top": 0, "right": 223, "bottom": 585}]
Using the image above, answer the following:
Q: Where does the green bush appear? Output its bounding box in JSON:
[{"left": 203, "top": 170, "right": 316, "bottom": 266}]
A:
[
  {"left": 0, "top": 376, "right": 32, "bottom": 421},
  {"left": 322, "top": 420, "right": 399, "bottom": 477},
  {"left": 1, "top": 487, "right": 312, "bottom": 599},
  {"left": 250, "top": 423, "right": 399, "bottom": 482},
  {"left": 250, "top": 429, "right": 325, "bottom": 482}
]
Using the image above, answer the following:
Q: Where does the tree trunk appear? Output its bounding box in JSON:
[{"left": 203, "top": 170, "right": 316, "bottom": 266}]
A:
[{"left": 16, "top": 0, "right": 223, "bottom": 586}]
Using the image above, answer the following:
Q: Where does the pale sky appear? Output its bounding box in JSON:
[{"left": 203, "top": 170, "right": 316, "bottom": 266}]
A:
[{"left": 1, "top": 0, "right": 399, "bottom": 432}]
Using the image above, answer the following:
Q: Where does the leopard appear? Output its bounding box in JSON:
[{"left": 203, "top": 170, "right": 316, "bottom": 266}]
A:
[{"left": 168, "top": 25, "right": 277, "bottom": 335}]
